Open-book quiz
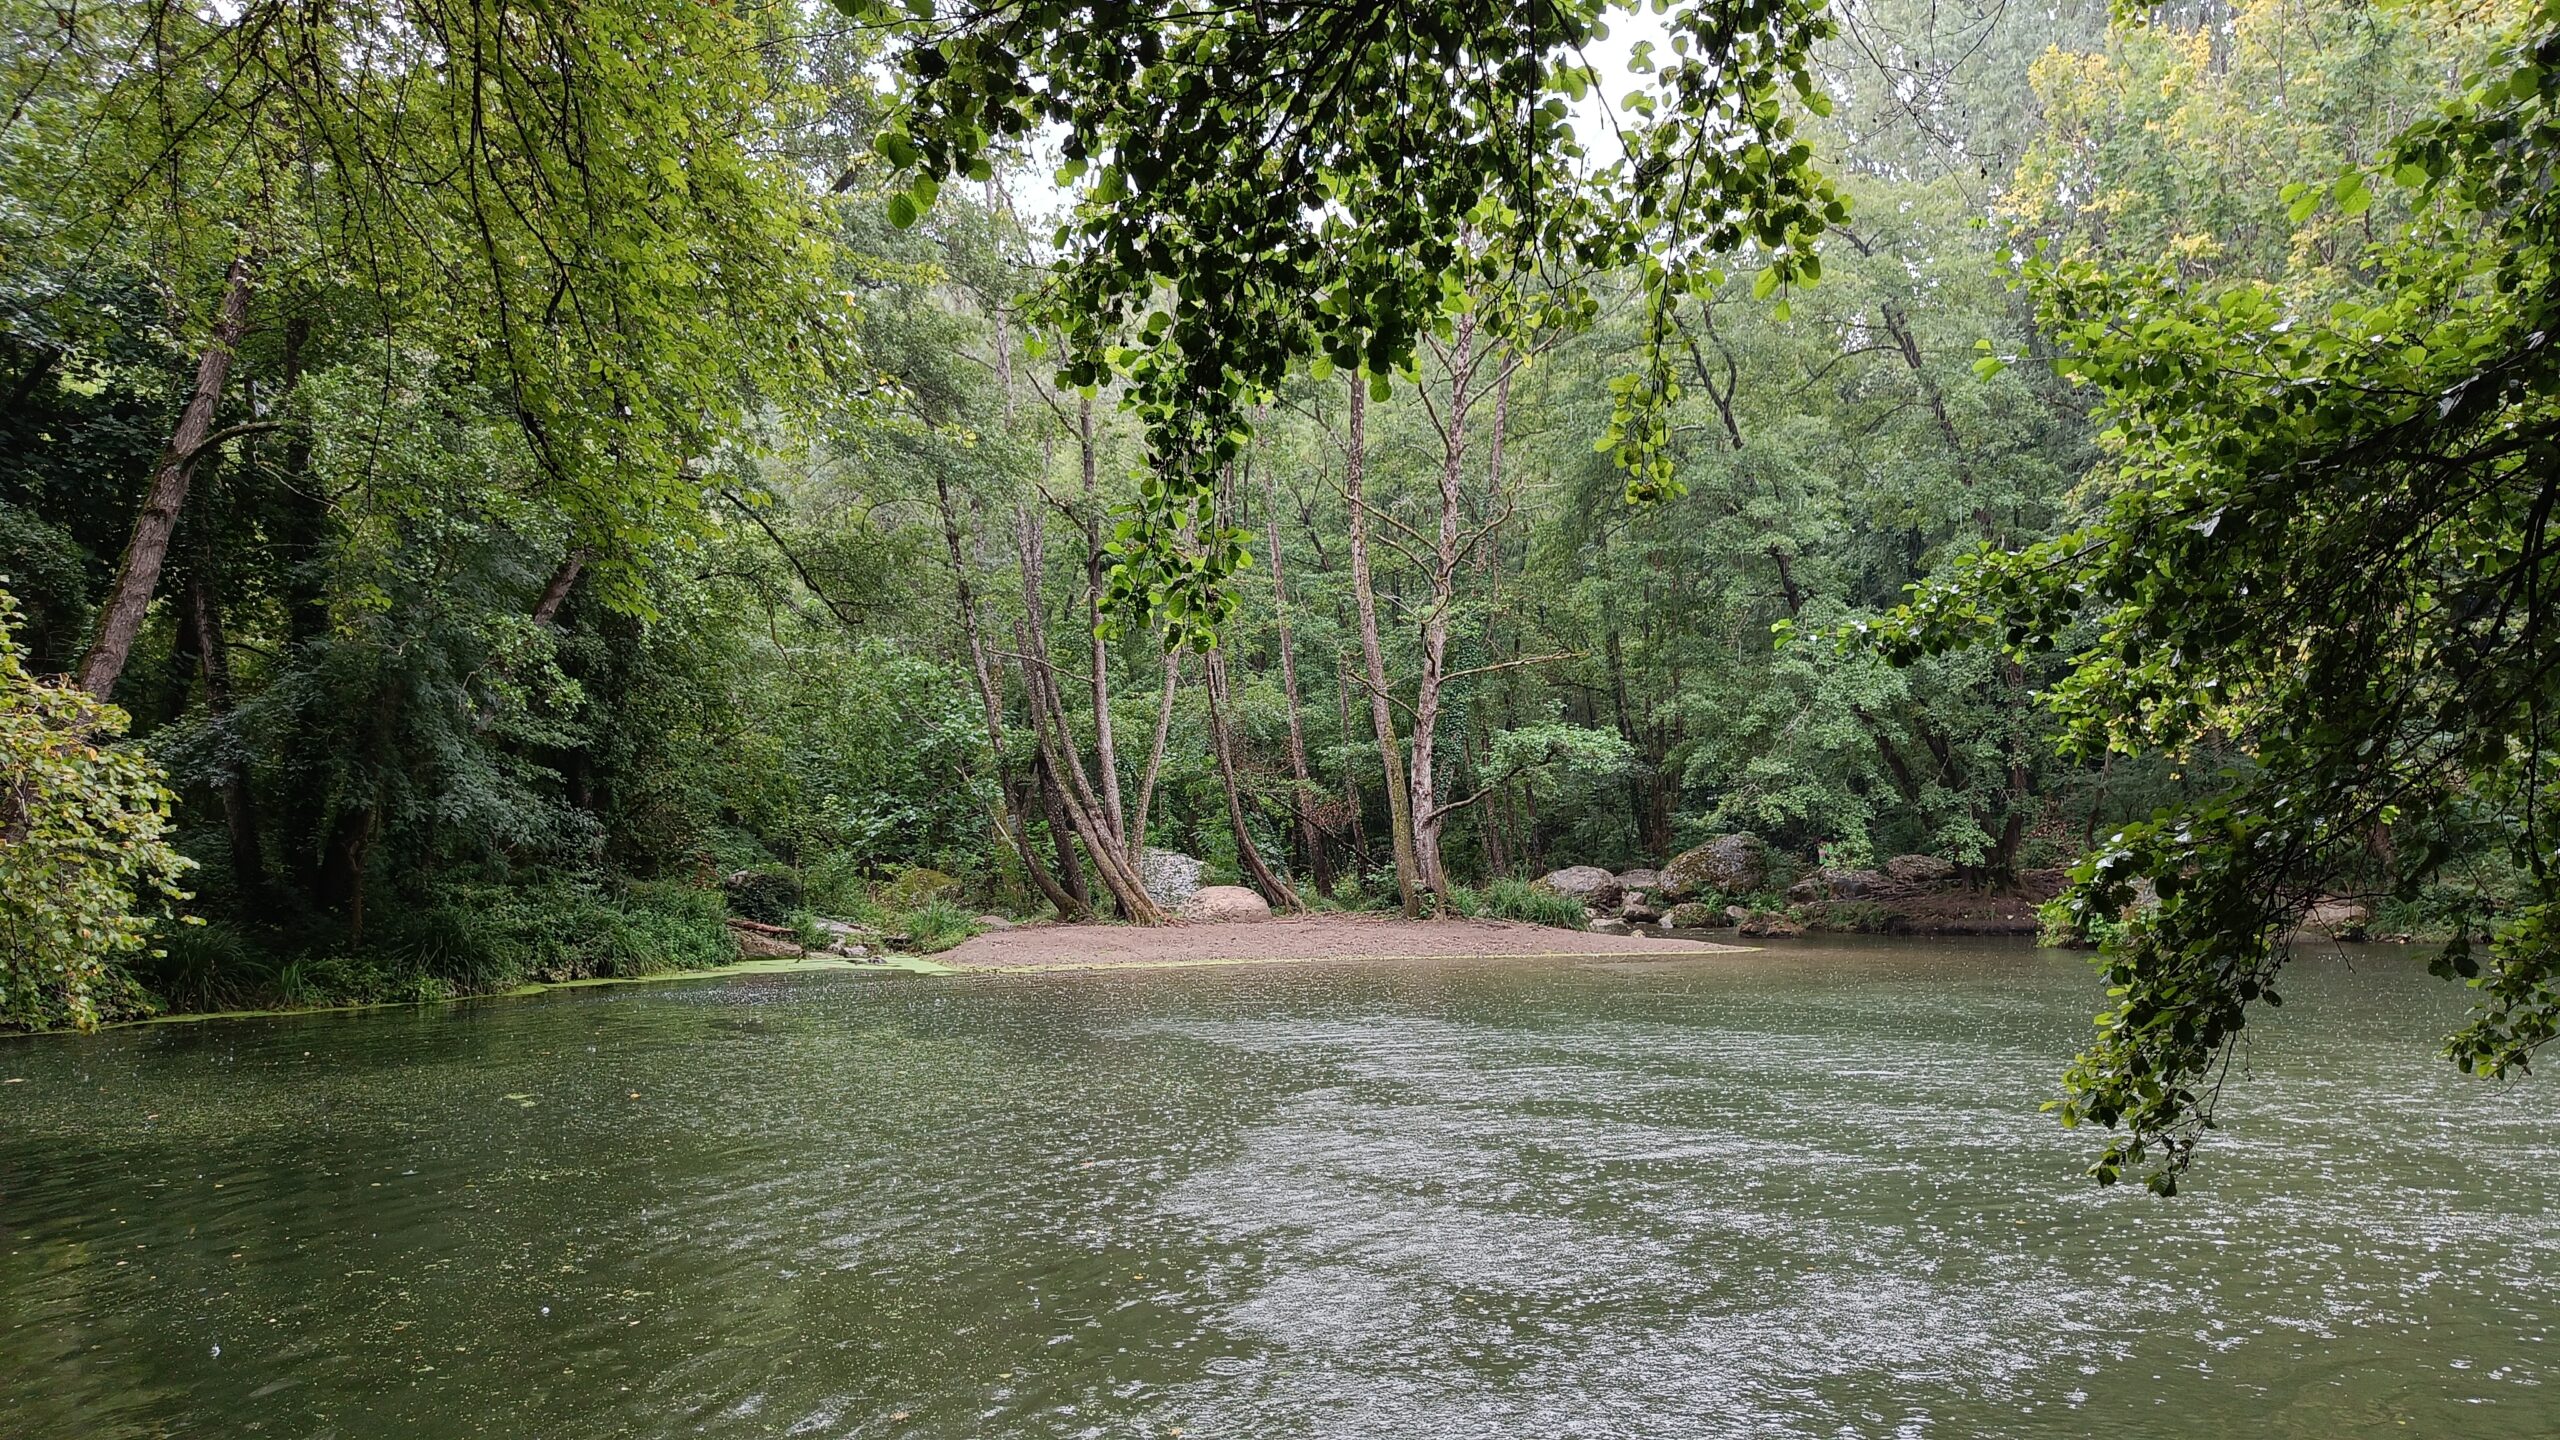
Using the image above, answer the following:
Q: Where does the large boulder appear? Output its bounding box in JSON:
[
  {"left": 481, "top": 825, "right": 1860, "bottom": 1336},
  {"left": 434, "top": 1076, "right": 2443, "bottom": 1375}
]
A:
[
  {"left": 1658, "top": 834, "right": 1768, "bottom": 902},
  {"left": 1616, "top": 867, "right": 1663, "bottom": 893},
  {"left": 1139, "top": 849, "right": 1206, "bottom": 909},
  {"left": 1536, "top": 865, "right": 1624, "bottom": 913},
  {"left": 1882, "top": 854, "right": 1958, "bottom": 887},
  {"left": 1181, "top": 884, "right": 1273, "bottom": 921}
]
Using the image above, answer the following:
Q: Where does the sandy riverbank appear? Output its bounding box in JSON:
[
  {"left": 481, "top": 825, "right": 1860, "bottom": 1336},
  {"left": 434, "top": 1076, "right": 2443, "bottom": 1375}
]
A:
[{"left": 934, "top": 914, "right": 1750, "bottom": 972}]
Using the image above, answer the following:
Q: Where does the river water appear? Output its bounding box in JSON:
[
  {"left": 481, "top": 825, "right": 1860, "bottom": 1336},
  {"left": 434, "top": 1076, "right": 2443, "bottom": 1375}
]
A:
[{"left": 2, "top": 938, "right": 2554, "bottom": 1438}]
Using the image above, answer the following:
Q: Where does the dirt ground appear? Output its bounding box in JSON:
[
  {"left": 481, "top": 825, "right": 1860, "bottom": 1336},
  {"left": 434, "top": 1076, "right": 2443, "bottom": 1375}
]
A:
[{"left": 937, "top": 914, "right": 1749, "bottom": 971}]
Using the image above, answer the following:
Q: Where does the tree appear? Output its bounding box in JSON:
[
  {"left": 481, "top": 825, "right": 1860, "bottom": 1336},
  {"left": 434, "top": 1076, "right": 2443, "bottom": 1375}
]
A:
[
  {"left": 1878, "top": 2, "right": 2560, "bottom": 1191},
  {"left": 855, "top": 0, "right": 1844, "bottom": 639}
]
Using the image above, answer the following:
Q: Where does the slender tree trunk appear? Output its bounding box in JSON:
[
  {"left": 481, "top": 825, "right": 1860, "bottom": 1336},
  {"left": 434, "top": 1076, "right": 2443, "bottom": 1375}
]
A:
[
  {"left": 1078, "top": 397, "right": 1129, "bottom": 850},
  {"left": 1405, "top": 312, "right": 1478, "bottom": 908},
  {"left": 188, "top": 557, "right": 264, "bottom": 900},
  {"left": 1345, "top": 379, "right": 1421, "bottom": 916},
  {"left": 531, "top": 549, "right": 585, "bottom": 628},
  {"left": 934, "top": 475, "right": 1082, "bottom": 918},
  {"left": 1263, "top": 459, "right": 1332, "bottom": 896},
  {"left": 79, "top": 253, "right": 254, "bottom": 697},
  {"left": 1129, "top": 651, "right": 1181, "bottom": 867},
  {"left": 1204, "top": 647, "right": 1304, "bottom": 911},
  {"left": 1033, "top": 748, "right": 1092, "bottom": 908},
  {"left": 1336, "top": 654, "right": 1371, "bottom": 874},
  {"left": 1018, "top": 509, "right": 1167, "bottom": 922}
]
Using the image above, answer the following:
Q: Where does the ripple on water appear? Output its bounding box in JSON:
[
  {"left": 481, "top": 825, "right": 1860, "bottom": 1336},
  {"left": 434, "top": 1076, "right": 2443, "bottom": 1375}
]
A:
[{"left": 1, "top": 944, "right": 2555, "bottom": 1439}]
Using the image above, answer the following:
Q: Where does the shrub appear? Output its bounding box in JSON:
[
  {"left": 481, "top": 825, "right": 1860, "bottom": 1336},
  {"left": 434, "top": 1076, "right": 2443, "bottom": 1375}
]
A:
[
  {"left": 1478, "top": 877, "right": 1588, "bottom": 930},
  {"left": 876, "top": 865, "right": 961, "bottom": 911},
  {"left": 801, "top": 851, "right": 870, "bottom": 915},
  {"left": 721, "top": 863, "right": 804, "bottom": 925},
  {"left": 1815, "top": 900, "right": 1892, "bottom": 934},
  {"left": 0, "top": 585, "right": 192, "bottom": 1031},
  {"left": 903, "top": 898, "right": 976, "bottom": 954}
]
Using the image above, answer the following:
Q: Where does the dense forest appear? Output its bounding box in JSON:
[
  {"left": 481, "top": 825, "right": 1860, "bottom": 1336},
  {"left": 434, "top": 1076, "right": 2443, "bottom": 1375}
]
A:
[{"left": 5, "top": 0, "right": 2557, "bottom": 1189}]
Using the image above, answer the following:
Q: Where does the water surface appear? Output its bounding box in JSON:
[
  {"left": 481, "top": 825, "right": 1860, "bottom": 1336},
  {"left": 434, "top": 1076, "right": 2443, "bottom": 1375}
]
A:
[{"left": 3, "top": 938, "right": 2553, "bottom": 1438}]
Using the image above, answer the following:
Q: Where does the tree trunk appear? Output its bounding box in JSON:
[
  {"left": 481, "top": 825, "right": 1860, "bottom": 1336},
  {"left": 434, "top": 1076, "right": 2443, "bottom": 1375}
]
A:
[
  {"left": 188, "top": 560, "right": 264, "bottom": 901},
  {"left": 1017, "top": 510, "right": 1167, "bottom": 922},
  {"left": 79, "top": 253, "right": 255, "bottom": 697},
  {"left": 1263, "top": 458, "right": 1332, "bottom": 896},
  {"left": 1077, "top": 397, "right": 1129, "bottom": 851},
  {"left": 1204, "top": 647, "right": 1304, "bottom": 911},
  {"left": 1033, "top": 749, "right": 1092, "bottom": 909},
  {"left": 1405, "top": 311, "right": 1478, "bottom": 909},
  {"left": 933, "top": 474, "right": 1082, "bottom": 918},
  {"left": 1336, "top": 654, "right": 1371, "bottom": 874},
  {"left": 1129, "top": 651, "right": 1181, "bottom": 867},
  {"left": 1345, "top": 379, "right": 1422, "bottom": 916}
]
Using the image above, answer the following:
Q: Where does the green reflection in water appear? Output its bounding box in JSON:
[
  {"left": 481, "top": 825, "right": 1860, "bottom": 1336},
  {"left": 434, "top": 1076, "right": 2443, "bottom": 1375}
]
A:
[{"left": 1, "top": 939, "right": 2553, "bottom": 1438}]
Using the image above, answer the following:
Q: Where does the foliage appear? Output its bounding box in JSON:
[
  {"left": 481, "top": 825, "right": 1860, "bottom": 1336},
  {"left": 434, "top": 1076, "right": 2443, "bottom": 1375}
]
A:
[
  {"left": 903, "top": 898, "right": 977, "bottom": 955},
  {"left": 1481, "top": 875, "right": 1593, "bottom": 931},
  {"left": 1877, "top": 1, "right": 2560, "bottom": 1190},
  {"left": 854, "top": 0, "right": 1843, "bottom": 641},
  {"left": 0, "top": 585, "right": 189, "bottom": 1030}
]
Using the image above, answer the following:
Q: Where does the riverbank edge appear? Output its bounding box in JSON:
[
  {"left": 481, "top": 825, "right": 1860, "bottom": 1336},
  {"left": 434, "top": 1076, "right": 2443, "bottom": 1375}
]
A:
[
  {"left": 933, "top": 945, "right": 1755, "bottom": 976},
  {"left": 9, "top": 936, "right": 1761, "bottom": 1038},
  {"left": 7, "top": 955, "right": 936, "bottom": 1037}
]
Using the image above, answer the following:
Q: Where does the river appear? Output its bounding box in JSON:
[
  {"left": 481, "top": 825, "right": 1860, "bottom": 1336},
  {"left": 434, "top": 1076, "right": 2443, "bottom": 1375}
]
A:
[{"left": 3, "top": 937, "right": 2554, "bottom": 1437}]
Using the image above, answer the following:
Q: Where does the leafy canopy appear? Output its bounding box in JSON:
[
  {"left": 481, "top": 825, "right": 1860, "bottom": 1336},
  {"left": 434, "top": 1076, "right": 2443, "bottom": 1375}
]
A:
[
  {"left": 1877, "top": 2, "right": 2560, "bottom": 1192},
  {"left": 845, "top": 0, "right": 1844, "bottom": 642}
]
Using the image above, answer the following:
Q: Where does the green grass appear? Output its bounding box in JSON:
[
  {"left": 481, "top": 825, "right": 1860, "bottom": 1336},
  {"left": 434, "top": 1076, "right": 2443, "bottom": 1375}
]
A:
[{"left": 1478, "top": 877, "right": 1590, "bottom": 930}]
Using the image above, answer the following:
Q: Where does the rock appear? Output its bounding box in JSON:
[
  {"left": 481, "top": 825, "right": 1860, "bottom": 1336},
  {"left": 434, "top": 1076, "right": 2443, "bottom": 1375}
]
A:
[
  {"left": 732, "top": 927, "right": 806, "bottom": 959},
  {"left": 1180, "top": 884, "right": 1272, "bottom": 921},
  {"left": 1663, "top": 902, "right": 1723, "bottom": 930},
  {"left": 1883, "top": 854, "right": 1958, "bottom": 886},
  {"left": 1139, "top": 848, "right": 1206, "bottom": 909},
  {"left": 1589, "top": 917, "right": 1633, "bottom": 936},
  {"left": 2301, "top": 897, "right": 2371, "bottom": 941},
  {"left": 1736, "top": 910, "right": 1806, "bottom": 938},
  {"left": 1724, "top": 904, "right": 1751, "bottom": 922},
  {"left": 1810, "top": 867, "right": 1897, "bottom": 902},
  {"left": 1658, "top": 834, "right": 1768, "bottom": 902},
  {"left": 1616, "top": 868, "right": 1662, "bottom": 893},
  {"left": 1622, "top": 897, "right": 1664, "bottom": 923},
  {"left": 1536, "top": 865, "right": 1624, "bottom": 913}
]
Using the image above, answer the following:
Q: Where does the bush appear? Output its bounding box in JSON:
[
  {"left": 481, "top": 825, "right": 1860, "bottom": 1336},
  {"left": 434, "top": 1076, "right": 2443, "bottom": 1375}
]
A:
[
  {"left": 1478, "top": 877, "right": 1588, "bottom": 930},
  {"left": 1814, "top": 900, "right": 1892, "bottom": 933},
  {"left": 2037, "top": 894, "right": 2126, "bottom": 950},
  {"left": 721, "top": 863, "right": 804, "bottom": 925},
  {"left": 903, "top": 898, "right": 977, "bottom": 954},
  {"left": 801, "top": 851, "right": 870, "bottom": 915},
  {"left": 876, "top": 865, "right": 961, "bottom": 911},
  {"left": 0, "top": 584, "right": 192, "bottom": 1031},
  {"left": 374, "top": 878, "right": 734, "bottom": 990}
]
